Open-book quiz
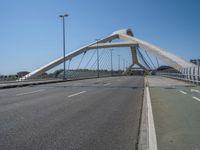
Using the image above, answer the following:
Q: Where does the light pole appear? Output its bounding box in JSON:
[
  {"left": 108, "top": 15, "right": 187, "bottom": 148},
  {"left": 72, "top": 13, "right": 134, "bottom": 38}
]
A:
[
  {"left": 110, "top": 49, "right": 113, "bottom": 76},
  {"left": 123, "top": 59, "right": 125, "bottom": 71},
  {"left": 118, "top": 55, "right": 120, "bottom": 71},
  {"left": 95, "top": 39, "right": 100, "bottom": 78},
  {"left": 59, "top": 13, "right": 68, "bottom": 80}
]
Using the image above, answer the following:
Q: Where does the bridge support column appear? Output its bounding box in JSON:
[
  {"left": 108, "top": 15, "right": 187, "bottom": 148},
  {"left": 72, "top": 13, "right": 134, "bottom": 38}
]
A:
[{"left": 125, "top": 46, "right": 148, "bottom": 75}]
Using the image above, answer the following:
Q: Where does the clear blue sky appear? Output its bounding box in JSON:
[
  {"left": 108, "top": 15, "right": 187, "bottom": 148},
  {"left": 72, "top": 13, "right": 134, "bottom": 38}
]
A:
[{"left": 0, "top": 0, "right": 200, "bottom": 74}]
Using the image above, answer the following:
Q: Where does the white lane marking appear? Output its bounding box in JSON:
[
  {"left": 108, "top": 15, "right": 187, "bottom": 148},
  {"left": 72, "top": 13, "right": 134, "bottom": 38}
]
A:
[
  {"left": 103, "top": 83, "right": 111, "bottom": 86},
  {"left": 191, "top": 89, "right": 200, "bottom": 94},
  {"left": 16, "top": 89, "right": 45, "bottom": 96},
  {"left": 146, "top": 86, "right": 158, "bottom": 150},
  {"left": 192, "top": 96, "right": 200, "bottom": 102},
  {"left": 68, "top": 91, "right": 86, "bottom": 98},
  {"left": 179, "top": 90, "right": 187, "bottom": 95}
]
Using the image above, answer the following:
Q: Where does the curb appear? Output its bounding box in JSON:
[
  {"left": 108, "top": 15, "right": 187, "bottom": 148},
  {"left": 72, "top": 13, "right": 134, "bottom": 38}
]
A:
[
  {"left": 0, "top": 80, "right": 64, "bottom": 89},
  {"left": 138, "top": 77, "right": 158, "bottom": 150},
  {"left": 0, "top": 76, "right": 120, "bottom": 90}
]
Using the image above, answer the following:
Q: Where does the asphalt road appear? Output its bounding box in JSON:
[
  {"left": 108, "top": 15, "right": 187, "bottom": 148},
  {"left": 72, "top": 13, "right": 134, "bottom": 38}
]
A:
[
  {"left": 0, "top": 76, "right": 144, "bottom": 150},
  {"left": 148, "top": 76, "right": 200, "bottom": 150}
]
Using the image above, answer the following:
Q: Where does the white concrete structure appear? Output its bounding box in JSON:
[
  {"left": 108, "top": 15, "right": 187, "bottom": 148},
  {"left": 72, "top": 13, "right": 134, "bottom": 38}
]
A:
[{"left": 21, "top": 29, "right": 196, "bottom": 80}]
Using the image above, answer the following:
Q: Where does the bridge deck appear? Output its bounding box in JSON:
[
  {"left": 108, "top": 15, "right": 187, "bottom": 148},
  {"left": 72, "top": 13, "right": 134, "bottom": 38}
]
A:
[
  {"left": 0, "top": 76, "right": 143, "bottom": 150},
  {"left": 148, "top": 76, "right": 200, "bottom": 150}
]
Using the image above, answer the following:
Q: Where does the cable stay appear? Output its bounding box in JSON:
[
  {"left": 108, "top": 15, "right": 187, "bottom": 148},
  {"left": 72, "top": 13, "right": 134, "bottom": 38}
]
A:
[
  {"left": 137, "top": 48, "right": 151, "bottom": 69},
  {"left": 99, "top": 49, "right": 108, "bottom": 69},
  {"left": 156, "top": 57, "right": 160, "bottom": 68},
  {"left": 84, "top": 50, "right": 96, "bottom": 69},
  {"left": 77, "top": 52, "right": 86, "bottom": 69},
  {"left": 90, "top": 49, "right": 105, "bottom": 69},
  {"left": 137, "top": 48, "right": 151, "bottom": 70},
  {"left": 144, "top": 50, "right": 156, "bottom": 69},
  {"left": 68, "top": 59, "right": 71, "bottom": 70},
  {"left": 101, "top": 50, "right": 111, "bottom": 70}
]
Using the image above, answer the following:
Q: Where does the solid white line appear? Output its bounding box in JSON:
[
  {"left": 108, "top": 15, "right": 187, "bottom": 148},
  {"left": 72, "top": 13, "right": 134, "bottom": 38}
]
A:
[
  {"left": 179, "top": 90, "right": 187, "bottom": 95},
  {"left": 191, "top": 89, "right": 200, "bottom": 94},
  {"left": 192, "top": 96, "right": 200, "bottom": 102},
  {"left": 16, "top": 89, "right": 45, "bottom": 96},
  {"left": 103, "top": 83, "right": 111, "bottom": 86},
  {"left": 68, "top": 91, "right": 86, "bottom": 98},
  {"left": 146, "top": 86, "right": 158, "bottom": 150}
]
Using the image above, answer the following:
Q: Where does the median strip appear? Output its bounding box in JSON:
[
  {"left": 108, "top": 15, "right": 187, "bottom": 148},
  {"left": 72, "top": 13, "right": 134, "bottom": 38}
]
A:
[
  {"left": 16, "top": 89, "right": 45, "bottom": 96},
  {"left": 68, "top": 91, "right": 86, "bottom": 98}
]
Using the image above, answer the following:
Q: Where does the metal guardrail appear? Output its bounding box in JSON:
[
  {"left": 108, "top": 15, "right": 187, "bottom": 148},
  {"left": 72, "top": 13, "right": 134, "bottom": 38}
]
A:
[{"left": 156, "top": 66, "right": 200, "bottom": 85}]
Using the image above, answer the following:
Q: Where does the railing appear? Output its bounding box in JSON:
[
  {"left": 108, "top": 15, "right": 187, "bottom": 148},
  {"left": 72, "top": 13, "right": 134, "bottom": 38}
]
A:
[{"left": 156, "top": 66, "right": 200, "bottom": 85}]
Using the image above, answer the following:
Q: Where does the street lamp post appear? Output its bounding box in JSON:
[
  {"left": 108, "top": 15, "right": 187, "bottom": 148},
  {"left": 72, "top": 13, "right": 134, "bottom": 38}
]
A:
[
  {"left": 110, "top": 49, "right": 113, "bottom": 76},
  {"left": 118, "top": 55, "right": 121, "bottom": 71},
  {"left": 96, "top": 39, "right": 100, "bottom": 78},
  {"left": 59, "top": 14, "right": 68, "bottom": 80},
  {"left": 123, "top": 59, "right": 125, "bottom": 71}
]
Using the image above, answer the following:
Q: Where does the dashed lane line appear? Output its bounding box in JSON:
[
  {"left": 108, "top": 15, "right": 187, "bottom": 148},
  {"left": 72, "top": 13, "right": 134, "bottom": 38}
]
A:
[
  {"left": 191, "top": 89, "right": 200, "bottom": 94},
  {"left": 178, "top": 89, "right": 200, "bottom": 102},
  {"left": 192, "top": 96, "right": 200, "bottom": 102},
  {"left": 179, "top": 90, "right": 187, "bottom": 95},
  {"left": 103, "top": 83, "right": 111, "bottom": 86},
  {"left": 16, "top": 89, "right": 45, "bottom": 96},
  {"left": 68, "top": 91, "right": 86, "bottom": 98}
]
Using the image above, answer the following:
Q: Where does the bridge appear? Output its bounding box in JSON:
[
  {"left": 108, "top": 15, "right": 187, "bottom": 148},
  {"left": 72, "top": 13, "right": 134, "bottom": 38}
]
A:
[
  {"left": 20, "top": 29, "right": 196, "bottom": 80},
  {"left": 0, "top": 29, "right": 200, "bottom": 150}
]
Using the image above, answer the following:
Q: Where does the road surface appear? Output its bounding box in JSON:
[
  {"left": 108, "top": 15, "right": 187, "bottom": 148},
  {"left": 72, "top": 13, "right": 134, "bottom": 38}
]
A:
[
  {"left": 148, "top": 76, "right": 200, "bottom": 150},
  {"left": 0, "top": 76, "right": 144, "bottom": 150}
]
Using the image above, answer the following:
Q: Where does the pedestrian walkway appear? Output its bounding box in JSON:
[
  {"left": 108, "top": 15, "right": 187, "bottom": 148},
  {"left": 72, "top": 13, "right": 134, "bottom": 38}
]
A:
[{"left": 147, "top": 76, "right": 200, "bottom": 150}]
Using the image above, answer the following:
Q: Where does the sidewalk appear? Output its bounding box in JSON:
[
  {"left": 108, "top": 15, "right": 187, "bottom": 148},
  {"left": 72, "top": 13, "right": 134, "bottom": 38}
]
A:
[{"left": 147, "top": 76, "right": 200, "bottom": 150}]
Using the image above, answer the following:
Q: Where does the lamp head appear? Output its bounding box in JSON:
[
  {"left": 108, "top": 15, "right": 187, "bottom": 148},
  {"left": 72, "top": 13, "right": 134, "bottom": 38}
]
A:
[{"left": 59, "top": 14, "right": 68, "bottom": 18}]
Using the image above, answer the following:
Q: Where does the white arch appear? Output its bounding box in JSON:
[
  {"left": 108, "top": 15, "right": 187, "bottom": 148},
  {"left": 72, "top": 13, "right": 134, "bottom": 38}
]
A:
[
  {"left": 117, "top": 31, "right": 195, "bottom": 69},
  {"left": 21, "top": 29, "right": 196, "bottom": 80}
]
